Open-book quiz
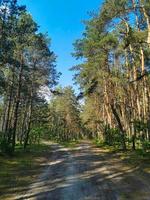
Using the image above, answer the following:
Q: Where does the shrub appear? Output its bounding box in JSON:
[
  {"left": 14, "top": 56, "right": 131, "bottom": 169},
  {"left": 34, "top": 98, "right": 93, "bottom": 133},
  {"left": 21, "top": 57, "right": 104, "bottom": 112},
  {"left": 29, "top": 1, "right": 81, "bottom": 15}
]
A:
[
  {"left": 0, "top": 137, "right": 12, "bottom": 155},
  {"left": 142, "top": 141, "right": 150, "bottom": 152},
  {"left": 104, "top": 126, "right": 124, "bottom": 147}
]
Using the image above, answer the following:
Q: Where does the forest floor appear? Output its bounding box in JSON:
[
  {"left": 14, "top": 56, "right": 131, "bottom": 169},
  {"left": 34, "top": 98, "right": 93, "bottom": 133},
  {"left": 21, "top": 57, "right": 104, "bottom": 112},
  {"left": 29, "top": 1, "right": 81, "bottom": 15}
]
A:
[
  {"left": 0, "top": 142, "right": 53, "bottom": 200},
  {"left": 0, "top": 141, "right": 150, "bottom": 200}
]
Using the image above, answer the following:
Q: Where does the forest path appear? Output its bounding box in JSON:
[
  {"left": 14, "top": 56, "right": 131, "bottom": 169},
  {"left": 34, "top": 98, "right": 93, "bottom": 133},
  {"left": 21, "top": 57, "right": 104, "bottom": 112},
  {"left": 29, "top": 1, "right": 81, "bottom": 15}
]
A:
[{"left": 16, "top": 141, "right": 150, "bottom": 200}]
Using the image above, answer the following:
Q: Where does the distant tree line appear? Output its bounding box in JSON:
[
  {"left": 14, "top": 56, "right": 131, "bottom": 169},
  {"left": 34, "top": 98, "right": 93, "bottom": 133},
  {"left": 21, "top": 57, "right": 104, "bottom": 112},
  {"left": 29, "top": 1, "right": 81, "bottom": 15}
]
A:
[{"left": 48, "top": 86, "right": 83, "bottom": 142}]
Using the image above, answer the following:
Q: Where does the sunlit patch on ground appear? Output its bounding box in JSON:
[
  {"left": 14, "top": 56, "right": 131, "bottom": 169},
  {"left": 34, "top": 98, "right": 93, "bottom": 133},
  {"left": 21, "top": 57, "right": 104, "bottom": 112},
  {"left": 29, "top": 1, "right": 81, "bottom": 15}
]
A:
[{"left": 13, "top": 142, "right": 150, "bottom": 200}]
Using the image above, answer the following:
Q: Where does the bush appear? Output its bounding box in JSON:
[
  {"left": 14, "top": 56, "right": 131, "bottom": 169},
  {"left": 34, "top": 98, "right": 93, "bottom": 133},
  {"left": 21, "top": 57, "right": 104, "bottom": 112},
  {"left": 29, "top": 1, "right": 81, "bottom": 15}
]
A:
[
  {"left": 133, "top": 120, "right": 147, "bottom": 132},
  {"left": 142, "top": 141, "right": 150, "bottom": 152},
  {"left": 29, "top": 127, "right": 45, "bottom": 145},
  {"left": 0, "top": 137, "right": 12, "bottom": 155},
  {"left": 104, "top": 126, "right": 125, "bottom": 147}
]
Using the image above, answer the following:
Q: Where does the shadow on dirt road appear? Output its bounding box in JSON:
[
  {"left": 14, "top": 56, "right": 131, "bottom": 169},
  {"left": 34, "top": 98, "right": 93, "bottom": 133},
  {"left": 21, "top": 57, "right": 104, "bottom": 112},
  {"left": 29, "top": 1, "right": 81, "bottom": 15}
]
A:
[{"left": 15, "top": 142, "right": 150, "bottom": 200}]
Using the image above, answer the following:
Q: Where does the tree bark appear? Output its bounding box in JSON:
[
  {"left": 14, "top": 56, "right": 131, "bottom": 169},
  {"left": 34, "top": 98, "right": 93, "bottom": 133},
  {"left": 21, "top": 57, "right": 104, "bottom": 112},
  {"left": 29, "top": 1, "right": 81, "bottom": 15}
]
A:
[
  {"left": 110, "top": 104, "right": 127, "bottom": 150},
  {"left": 11, "top": 56, "right": 24, "bottom": 152}
]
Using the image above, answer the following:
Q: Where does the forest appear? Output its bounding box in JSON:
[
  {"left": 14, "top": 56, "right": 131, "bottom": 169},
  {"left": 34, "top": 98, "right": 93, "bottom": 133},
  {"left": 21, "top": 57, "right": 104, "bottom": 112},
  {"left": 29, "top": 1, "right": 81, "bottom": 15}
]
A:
[
  {"left": 72, "top": 0, "right": 150, "bottom": 152},
  {"left": 0, "top": 0, "right": 150, "bottom": 199},
  {"left": 0, "top": 0, "right": 150, "bottom": 154}
]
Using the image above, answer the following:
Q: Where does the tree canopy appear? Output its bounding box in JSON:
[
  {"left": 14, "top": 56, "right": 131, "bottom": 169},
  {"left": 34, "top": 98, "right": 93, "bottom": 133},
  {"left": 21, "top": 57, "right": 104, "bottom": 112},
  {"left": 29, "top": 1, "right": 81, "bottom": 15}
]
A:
[{"left": 0, "top": 0, "right": 150, "bottom": 154}]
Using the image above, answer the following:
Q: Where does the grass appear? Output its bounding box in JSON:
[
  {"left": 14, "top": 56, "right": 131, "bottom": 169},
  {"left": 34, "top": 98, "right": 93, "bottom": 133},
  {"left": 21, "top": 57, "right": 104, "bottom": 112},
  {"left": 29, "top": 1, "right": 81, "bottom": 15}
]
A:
[
  {"left": 93, "top": 139, "right": 119, "bottom": 152},
  {"left": 60, "top": 140, "right": 79, "bottom": 148},
  {"left": 94, "top": 139, "right": 150, "bottom": 176},
  {"left": 0, "top": 142, "right": 52, "bottom": 200},
  {"left": 119, "top": 149, "right": 150, "bottom": 174}
]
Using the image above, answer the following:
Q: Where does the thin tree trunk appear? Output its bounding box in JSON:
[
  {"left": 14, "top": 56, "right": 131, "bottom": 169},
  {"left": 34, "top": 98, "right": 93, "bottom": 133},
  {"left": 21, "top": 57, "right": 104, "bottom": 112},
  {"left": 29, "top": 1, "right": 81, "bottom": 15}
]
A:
[
  {"left": 110, "top": 104, "right": 127, "bottom": 150},
  {"left": 24, "top": 96, "right": 33, "bottom": 149},
  {"left": 11, "top": 56, "right": 24, "bottom": 152}
]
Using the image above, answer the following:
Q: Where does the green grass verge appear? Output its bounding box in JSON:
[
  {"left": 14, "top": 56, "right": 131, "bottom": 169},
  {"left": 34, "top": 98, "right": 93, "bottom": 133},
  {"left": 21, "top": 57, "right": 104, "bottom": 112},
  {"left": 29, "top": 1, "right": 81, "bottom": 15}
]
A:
[
  {"left": 0, "top": 142, "right": 51, "bottom": 200},
  {"left": 60, "top": 140, "right": 79, "bottom": 148},
  {"left": 93, "top": 139, "right": 150, "bottom": 175},
  {"left": 119, "top": 149, "right": 150, "bottom": 174}
]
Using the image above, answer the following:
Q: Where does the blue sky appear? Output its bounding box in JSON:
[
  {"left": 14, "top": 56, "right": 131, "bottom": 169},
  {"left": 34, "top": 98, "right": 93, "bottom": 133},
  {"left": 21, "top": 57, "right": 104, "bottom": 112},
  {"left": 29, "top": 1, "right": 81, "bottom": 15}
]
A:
[{"left": 19, "top": 0, "right": 103, "bottom": 92}]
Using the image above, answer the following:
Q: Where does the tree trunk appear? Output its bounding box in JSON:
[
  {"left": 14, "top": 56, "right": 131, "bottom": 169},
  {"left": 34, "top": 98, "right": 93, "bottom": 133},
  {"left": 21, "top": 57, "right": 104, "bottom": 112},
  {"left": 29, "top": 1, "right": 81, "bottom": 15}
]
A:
[
  {"left": 11, "top": 57, "right": 23, "bottom": 152},
  {"left": 24, "top": 97, "right": 33, "bottom": 149},
  {"left": 110, "top": 104, "right": 127, "bottom": 150}
]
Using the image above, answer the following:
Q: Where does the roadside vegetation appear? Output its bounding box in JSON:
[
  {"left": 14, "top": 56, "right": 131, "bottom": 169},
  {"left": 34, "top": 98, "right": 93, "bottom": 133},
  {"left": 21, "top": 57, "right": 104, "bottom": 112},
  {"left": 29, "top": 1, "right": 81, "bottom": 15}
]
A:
[
  {"left": 0, "top": 0, "right": 150, "bottom": 197},
  {"left": 72, "top": 0, "right": 150, "bottom": 153},
  {"left": 94, "top": 139, "right": 150, "bottom": 177},
  {"left": 0, "top": 142, "right": 52, "bottom": 199},
  {"left": 0, "top": 0, "right": 59, "bottom": 154}
]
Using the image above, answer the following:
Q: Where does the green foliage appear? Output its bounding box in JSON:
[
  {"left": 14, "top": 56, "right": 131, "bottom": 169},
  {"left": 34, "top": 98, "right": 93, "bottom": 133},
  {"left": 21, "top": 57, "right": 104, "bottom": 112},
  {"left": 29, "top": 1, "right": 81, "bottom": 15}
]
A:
[
  {"left": 29, "top": 127, "right": 46, "bottom": 144},
  {"left": 60, "top": 140, "right": 79, "bottom": 148},
  {"left": 142, "top": 141, "right": 150, "bottom": 152},
  {"left": 72, "top": 0, "right": 150, "bottom": 153},
  {"left": 133, "top": 120, "right": 148, "bottom": 132},
  {"left": 0, "top": 142, "right": 52, "bottom": 199},
  {"left": 48, "top": 86, "right": 82, "bottom": 142},
  {"left": 0, "top": 0, "right": 150, "bottom": 156},
  {"left": 104, "top": 126, "right": 125, "bottom": 147},
  {"left": 0, "top": 0, "right": 59, "bottom": 152},
  {"left": 0, "top": 137, "right": 12, "bottom": 155}
]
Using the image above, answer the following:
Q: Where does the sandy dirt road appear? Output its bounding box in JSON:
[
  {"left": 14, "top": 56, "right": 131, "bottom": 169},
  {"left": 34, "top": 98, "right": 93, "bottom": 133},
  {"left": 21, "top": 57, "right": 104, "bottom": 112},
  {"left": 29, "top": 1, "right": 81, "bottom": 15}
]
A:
[{"left": 16, "top": 142, "right": 150, "bottom": 200}]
